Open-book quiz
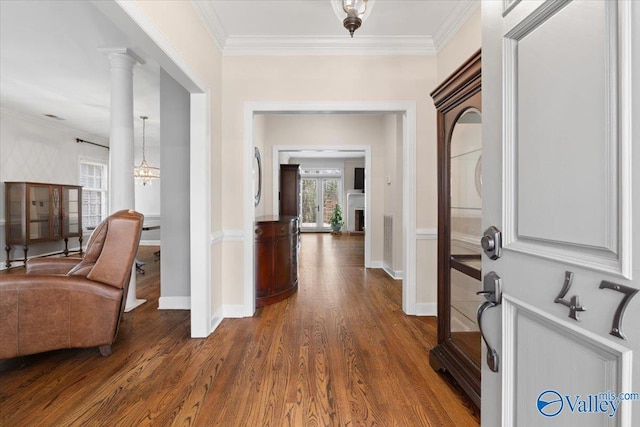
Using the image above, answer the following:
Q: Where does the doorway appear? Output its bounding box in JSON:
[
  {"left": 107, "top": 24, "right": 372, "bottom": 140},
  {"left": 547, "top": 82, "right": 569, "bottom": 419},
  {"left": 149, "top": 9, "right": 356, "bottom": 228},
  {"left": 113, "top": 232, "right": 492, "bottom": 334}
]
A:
[
  {"left": 246, "top": 102, "right": 418, "bottom": 318},
  {"left": 301, "top": 176, "right": 341, "bottom": 232}
]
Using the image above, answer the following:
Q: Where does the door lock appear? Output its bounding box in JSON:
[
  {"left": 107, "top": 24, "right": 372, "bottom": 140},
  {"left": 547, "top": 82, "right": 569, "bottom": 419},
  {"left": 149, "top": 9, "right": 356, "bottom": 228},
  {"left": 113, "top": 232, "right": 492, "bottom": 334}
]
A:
[{"left": 482, "top": 226, "right": 502, "bottom": 260}]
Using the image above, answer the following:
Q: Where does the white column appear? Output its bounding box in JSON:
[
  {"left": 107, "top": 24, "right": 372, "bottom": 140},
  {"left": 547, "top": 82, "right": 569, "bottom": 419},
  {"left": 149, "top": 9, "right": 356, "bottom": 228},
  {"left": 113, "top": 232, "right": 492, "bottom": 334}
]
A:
[{"left": 102, "top": 48, "right": 146, "bottom": 312}]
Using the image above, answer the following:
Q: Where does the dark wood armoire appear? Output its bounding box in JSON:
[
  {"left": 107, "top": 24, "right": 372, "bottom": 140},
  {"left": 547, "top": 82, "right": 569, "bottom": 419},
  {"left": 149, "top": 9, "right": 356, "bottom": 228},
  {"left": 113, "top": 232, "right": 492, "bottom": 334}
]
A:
[
  {"left": 279, "top": 164, "right": 301, "bottom": 217},
  {"left": 429, "top": 49, "right": 482, "bottom": 411}
]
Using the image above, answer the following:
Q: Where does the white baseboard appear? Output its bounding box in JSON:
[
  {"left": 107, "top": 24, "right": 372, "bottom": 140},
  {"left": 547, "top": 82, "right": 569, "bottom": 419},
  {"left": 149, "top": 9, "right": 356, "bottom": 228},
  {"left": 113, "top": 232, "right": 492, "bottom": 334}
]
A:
[
  {"left": 223, "top": 304, "right": 247, "bottom": 318},
  {"left": 414, "top": 302, "right": 437, "bottom": 316},
  {"left": 369, "top": 260, "right": 383, "bottom": 269},
  {"left": 209, "top": 306, "right": 224, "bottom": 333},
  {"left": 140, "top": 240, "right": 161, "bottom": 246},
  {"left": 382, "top": 265, "right": 403, "bottom": 280},
  {"left": 158, "top": 296, "right": 191, "bottom": 310}
]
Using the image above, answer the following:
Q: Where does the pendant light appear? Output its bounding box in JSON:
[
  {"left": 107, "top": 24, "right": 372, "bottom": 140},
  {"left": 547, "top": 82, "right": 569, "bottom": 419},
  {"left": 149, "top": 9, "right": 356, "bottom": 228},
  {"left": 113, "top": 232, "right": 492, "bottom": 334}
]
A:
[
  {"left": 343, "top": 0, "right": 369, "bottom": 37},
  {"left": 133, "top": 116, "right": 160, "bottom": 185}
]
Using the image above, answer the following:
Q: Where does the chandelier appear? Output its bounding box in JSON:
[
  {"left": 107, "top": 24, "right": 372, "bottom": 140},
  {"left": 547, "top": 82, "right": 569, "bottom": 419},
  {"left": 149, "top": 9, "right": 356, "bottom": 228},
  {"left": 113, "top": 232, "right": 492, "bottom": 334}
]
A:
[
  {"left": 342, "top": 0, "right": 369, "bottom": 37},
  {"left": 133, "top": 116, "right": 160, "bottom": 185}
]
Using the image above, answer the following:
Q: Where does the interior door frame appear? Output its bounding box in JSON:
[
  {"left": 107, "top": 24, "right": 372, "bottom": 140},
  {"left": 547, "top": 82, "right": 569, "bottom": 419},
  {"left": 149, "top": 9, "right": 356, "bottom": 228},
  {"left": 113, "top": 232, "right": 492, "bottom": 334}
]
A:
[
  {"left": 273, "top": 145, "right": 370, "bottom": 257},
  {"left": 245, "top": 102, "right": 418, "bottom": 317}
]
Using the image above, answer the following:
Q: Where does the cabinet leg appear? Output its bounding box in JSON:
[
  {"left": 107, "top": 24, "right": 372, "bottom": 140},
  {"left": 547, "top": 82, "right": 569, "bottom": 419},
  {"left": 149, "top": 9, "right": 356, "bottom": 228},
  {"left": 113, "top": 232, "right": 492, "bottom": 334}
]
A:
[
  {"left": 5, "top": 245, "right": 10, "bottom": 268},
  {"left": 63, "top": 238, "right": 69, "bottom": 256},
  {"left": 79, "top": 236, "right": 83, "bottom": 256},
  {"left": 22, "top": 246, "right": 28, "bottom": 267}
]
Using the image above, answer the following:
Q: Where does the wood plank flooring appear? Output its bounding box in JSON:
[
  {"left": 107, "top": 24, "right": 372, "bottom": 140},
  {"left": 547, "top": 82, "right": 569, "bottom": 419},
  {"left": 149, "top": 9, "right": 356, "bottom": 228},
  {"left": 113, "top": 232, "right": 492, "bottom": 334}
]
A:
[{"left": 0, "top": 234, "right": 480, "bottom": 426}]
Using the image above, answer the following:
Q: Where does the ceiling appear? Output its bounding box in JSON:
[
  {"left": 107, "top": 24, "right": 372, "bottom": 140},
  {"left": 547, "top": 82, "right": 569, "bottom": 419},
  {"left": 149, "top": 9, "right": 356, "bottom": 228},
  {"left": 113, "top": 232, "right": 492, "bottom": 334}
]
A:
[{"left": 0, "top": 0, "right": 478, "bottom": 147}]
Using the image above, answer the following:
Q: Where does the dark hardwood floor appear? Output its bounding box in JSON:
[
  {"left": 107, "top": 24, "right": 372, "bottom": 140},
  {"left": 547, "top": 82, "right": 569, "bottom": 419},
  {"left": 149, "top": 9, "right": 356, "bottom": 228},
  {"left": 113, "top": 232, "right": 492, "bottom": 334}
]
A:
[{"left": 0, "top": 234, "right": 480, "bottom": 426}]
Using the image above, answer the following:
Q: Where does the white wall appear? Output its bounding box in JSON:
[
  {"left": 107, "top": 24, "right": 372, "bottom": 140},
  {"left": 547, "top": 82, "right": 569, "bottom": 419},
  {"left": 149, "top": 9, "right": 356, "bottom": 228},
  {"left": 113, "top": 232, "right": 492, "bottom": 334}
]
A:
[{"left": 0, "top": 109, "right": 109, "bottom": 267}]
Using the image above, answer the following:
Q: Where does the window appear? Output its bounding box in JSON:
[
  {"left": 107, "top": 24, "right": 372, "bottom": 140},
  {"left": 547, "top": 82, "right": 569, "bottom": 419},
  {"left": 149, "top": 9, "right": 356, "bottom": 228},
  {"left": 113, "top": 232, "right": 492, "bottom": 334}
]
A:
[{"left": 79, "top": 161, "right": 108, "bottom": 230}]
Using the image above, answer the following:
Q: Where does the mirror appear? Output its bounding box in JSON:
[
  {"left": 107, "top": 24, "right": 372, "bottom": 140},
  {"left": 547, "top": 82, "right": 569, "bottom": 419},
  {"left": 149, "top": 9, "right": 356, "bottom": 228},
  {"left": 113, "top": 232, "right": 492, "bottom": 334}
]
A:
[
  {"left": 253, "top": 147, "right": 262, "bottom": 206},
  {"left": 449, "top": 108, "right": 482, "bottom": 367}
]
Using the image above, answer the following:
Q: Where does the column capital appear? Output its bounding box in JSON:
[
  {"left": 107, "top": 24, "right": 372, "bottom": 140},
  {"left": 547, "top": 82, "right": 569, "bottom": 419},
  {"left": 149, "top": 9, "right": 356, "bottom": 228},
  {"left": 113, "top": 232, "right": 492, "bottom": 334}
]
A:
[{"left": 98, "top": 47, "right": 145, "bottom": 66}]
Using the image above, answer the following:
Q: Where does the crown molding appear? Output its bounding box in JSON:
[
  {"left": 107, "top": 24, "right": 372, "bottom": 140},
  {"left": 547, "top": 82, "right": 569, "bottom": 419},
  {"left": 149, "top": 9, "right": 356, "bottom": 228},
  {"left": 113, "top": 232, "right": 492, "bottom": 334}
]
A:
[
  {"left": 192, "top": 0, "right": 478, "bottom": 56},
  {"left": 192, "top": 0, "right": 226, "bottom": 52},
  {"left": 432, "top": 0, "right": 480, "bottom": 53},
  {"left": 223, "top": 35, "right": 437, "bottom": 56}
]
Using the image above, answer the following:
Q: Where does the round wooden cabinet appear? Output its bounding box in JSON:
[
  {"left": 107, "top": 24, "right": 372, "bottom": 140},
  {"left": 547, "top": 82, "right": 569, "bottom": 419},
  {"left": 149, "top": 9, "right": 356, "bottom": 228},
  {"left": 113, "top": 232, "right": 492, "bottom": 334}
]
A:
[{"left": 254, "top": 215, "right": 299, "bottom": 307}]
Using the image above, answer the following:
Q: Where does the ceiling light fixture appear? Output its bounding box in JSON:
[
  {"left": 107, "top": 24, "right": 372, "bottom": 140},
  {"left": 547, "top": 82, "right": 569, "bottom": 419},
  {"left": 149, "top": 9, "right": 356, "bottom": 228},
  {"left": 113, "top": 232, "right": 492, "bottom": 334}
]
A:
[
  {"left": 133, "top": 116, "right": 160, "bottom": 186},
  {"left": 342, "top": 0, "right": 368, "bottom": 37}
]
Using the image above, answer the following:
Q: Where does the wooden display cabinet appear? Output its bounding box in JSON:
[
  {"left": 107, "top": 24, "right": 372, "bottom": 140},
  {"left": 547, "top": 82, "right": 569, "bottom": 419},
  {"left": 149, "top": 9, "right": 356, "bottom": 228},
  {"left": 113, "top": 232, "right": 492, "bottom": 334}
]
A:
[
  {"left": 5, "top": 181, "right": 83, "bottom": 268},
  {"left": 429, "top": 50, "right": 482, "bottom": 411},
  {"left": 279, "top": 164, "right": 301, "bottom": 217}
]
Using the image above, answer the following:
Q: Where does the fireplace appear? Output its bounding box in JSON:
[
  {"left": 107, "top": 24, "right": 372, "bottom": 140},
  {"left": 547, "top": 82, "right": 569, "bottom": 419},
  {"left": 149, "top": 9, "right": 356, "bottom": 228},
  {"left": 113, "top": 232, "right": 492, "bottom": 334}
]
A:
[
  {"left": 354, "top": 209, "right": 365, "bottom": 232},
  {"left": 346, "top": 191, "right": 365, "bottom": 233}
]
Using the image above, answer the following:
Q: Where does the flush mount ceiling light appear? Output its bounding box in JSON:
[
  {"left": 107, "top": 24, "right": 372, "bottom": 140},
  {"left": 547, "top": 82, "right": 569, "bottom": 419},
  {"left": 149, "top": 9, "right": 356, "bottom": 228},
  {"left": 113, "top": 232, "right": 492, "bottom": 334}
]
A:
[
  {"left": 133, "top": 116, "right": 160, "bottom": 186},
  {"left": 331, "top": 0, "right": 375, "bottom": 38}
]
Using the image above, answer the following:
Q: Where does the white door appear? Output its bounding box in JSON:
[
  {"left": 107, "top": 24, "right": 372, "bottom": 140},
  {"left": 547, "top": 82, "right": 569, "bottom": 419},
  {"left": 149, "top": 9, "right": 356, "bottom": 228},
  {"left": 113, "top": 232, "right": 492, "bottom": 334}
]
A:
[{"left": 482, "top": 1, "right": 639, "bottom": 426}]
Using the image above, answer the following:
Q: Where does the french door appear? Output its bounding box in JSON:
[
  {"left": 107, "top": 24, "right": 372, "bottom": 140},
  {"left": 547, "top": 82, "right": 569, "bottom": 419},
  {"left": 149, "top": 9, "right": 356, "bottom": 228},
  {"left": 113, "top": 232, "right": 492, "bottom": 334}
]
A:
[{"left": 301, "top": 177, "right": 340, "bottom": 232}]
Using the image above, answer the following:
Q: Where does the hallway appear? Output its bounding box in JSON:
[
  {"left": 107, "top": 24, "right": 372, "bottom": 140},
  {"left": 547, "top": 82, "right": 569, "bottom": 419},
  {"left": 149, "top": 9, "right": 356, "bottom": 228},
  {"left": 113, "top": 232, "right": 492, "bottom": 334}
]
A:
[{"left": 0, "top": 237, "right": 479, "bottom": 426}]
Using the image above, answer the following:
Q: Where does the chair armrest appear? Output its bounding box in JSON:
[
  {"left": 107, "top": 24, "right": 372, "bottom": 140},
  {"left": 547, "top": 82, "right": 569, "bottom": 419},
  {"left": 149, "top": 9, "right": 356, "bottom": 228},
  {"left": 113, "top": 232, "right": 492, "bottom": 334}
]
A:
[
  {"left": 25, "top": 258, "right": 81, "bottom": 275},
  {"left": 0, "top": 275, "right": 124, "bottom": 359}
]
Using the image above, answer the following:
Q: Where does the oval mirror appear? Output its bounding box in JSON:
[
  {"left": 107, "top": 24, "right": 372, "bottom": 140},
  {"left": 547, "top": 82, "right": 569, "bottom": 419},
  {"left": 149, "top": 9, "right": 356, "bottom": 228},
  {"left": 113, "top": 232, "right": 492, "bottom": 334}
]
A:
[{"left": 253, "top": 147, "right": 262, "bottom": 206}]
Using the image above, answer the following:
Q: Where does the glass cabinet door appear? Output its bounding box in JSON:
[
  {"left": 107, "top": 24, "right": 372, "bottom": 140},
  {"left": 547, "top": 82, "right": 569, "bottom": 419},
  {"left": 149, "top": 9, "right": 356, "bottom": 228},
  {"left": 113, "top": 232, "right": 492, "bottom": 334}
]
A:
[
  {"left": 28, "top": 185, "right": 51, "bottom": 241},
  {"left": 6, "top": 183, "right": 26, "bottom": 243},
  {"left": 62, "top": 186, "right": 81, "bottom": 236},
  {"left": 449, "top": 108, "right": 483, "bottom": 367}
]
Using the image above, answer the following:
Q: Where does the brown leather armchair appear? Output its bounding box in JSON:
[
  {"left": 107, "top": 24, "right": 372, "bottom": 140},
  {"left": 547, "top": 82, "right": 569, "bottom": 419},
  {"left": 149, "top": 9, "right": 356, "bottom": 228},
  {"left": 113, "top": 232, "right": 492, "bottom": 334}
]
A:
[{"left": 0, "top": 210, "right": 143, "bottom": 359}]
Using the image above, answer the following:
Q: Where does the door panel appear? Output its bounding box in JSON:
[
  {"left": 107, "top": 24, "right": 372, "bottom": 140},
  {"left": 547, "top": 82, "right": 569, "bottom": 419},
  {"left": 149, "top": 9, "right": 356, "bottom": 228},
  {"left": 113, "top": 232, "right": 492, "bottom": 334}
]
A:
[
  {"left": 515, "top": 1, "right": 610, "bottom": 249},
  {"left": 321, "top": 178, "right": 339, "bottom": 228},
  {"left": 482, "top": 1, "right": 638, "bottom": 426},
  {"left": 502, "top": 0, "right": 629, "bottom": 277},
  {"left": 301, "top": 178, "right": 318, "bottom": 229},
  {"left": 503, "top": 295, "right": 631, "bottom": 426}
]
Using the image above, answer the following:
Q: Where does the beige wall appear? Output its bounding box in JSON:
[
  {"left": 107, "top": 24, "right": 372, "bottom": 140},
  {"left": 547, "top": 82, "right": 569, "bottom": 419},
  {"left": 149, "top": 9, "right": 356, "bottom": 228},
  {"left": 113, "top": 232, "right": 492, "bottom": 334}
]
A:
[
  {"left": 437, "top": 8, "right": 482, "bottom": 84},
  {"left": 415, "top": 7, "right": 482, "bottom": 309},
  {"left": 257, "top": 114, "right": 396, "bottom": 263},
  {"left": 135, "top": 2, "right": 482, "bottom": 316},
  {"left": 382, "top": 114, "right": 405, "bottom": 274},
  {"left": 221, "top": 55, "right": 438, "bottom": 307}
]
